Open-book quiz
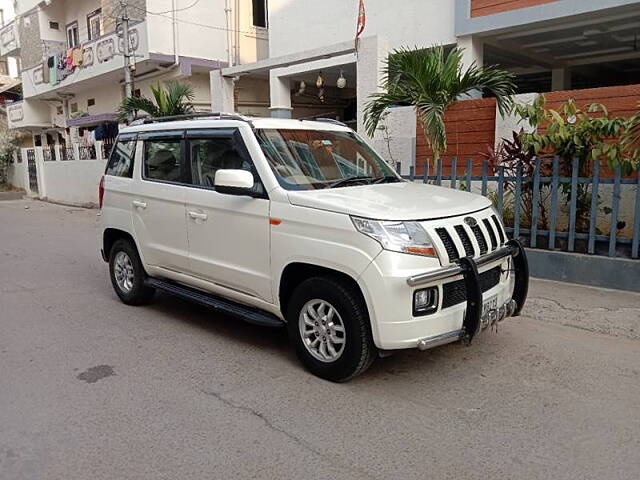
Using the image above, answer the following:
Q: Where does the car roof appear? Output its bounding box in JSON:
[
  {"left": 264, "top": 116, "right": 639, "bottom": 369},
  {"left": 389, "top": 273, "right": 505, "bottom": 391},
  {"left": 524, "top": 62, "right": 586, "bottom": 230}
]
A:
[{"left": 120, "top": 115, "right": 353, "bottom": 135}]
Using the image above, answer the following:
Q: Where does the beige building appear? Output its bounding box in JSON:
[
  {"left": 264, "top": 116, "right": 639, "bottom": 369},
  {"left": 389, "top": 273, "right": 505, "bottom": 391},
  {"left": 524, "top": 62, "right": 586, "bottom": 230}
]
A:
[{"left": 3, "top": 0, "right": 268, "bottom": 146}]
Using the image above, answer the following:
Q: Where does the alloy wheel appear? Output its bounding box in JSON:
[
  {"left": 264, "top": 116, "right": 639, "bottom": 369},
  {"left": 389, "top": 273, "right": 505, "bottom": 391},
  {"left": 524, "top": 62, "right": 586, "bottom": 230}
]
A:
[
  {"left": 114, "top": 251, "right": 135, "bottom": 293},
  {"left": 298, "top": 299, "right": 346, "bottom": 363}
]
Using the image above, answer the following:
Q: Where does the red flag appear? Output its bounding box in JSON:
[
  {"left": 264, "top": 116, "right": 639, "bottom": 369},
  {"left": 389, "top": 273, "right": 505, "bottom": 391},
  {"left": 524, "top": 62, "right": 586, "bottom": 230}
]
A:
[{"left": 355, "top": 0, "right": 366, "bottom": 50}]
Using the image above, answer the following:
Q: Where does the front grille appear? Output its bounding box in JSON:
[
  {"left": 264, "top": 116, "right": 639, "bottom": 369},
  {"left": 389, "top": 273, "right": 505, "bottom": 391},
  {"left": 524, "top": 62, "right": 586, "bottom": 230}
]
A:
[
  {"left": 436, "top": 228, "right": 460, "bottom": 261},
  {"left": 454, "top": 225, "right": 474, "bottom": 257},
  {"left": 441, "top": 266, "right": 502, "bottom": 309},
  {"left": 434, "top": 214, "right": 507, "bottom": 264}
]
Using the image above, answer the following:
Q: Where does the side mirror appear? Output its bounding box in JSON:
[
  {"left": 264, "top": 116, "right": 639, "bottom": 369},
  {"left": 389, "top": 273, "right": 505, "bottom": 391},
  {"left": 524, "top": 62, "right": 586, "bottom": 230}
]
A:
[{"left": 214, "top": 169, "right": 255, "bottom": 195}]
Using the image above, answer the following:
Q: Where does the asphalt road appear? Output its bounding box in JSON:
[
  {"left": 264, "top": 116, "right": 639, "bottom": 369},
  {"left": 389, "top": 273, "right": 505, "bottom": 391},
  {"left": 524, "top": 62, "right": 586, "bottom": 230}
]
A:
[{"left": 1, "top": 199, "right": 639, "bottom": 480}]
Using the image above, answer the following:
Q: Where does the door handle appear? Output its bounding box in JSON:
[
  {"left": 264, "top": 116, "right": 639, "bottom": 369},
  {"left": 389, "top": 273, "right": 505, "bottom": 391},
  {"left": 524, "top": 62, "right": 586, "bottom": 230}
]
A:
[
  {"left": 132, "top": 200, "right": 147, "bottom": 209},
  {"left": 188, "top": 211, "right": 208, "bottom": 221}
]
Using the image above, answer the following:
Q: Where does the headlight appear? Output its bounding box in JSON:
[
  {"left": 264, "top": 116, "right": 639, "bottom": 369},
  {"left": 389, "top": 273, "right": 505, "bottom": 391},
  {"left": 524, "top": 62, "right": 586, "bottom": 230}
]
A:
[{"left": 351, "top": 217, "right": 438, "bottom": 257}]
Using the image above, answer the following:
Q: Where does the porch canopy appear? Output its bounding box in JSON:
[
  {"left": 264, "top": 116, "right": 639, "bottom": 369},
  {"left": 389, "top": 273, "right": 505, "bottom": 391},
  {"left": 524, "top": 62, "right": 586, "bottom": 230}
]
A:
[
  {"left": 477, "top": 3, "right": 640, "bottom": 93},
  {"left": 212, "top": 37, "right": 385, "bottom": 133}
]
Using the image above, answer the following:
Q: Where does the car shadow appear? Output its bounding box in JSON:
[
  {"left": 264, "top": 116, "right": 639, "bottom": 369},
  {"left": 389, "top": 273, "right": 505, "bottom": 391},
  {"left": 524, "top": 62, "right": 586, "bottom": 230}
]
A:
[
  {"left": 142, "top": 290, "right": 503, "bottom": 384},
  {"left": 146, "top": 290, "right": 293, "bottom": 357}
]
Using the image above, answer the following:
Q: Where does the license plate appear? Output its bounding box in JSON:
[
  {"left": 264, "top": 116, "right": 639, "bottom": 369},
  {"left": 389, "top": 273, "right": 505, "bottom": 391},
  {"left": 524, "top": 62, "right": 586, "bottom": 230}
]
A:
[{"left": 482, "top": 295, "right": 498, "bottom": 316}]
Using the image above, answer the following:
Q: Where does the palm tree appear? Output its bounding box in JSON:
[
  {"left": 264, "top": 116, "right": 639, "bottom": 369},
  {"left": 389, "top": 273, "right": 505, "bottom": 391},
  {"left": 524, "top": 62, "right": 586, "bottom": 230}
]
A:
[
  {"left": 364, "top": 46, "right": 517, "bottom": 165},
  {"left": 118, "top": 82, "right": 195, "bottom": 121}
]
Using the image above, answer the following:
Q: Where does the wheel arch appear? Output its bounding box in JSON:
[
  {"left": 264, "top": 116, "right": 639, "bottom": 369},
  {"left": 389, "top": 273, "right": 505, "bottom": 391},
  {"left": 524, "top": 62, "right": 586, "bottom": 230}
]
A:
[
  {"left": 103, "top": 228, "right": 139, "bottom": 262},
  {"left": 279, "top": 262, "right": 368, "bottom": 319}
]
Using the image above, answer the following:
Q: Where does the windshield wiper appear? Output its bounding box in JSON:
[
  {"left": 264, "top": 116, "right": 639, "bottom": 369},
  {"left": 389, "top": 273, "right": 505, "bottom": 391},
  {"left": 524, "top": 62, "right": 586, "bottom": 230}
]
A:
[
  {"left": 372, "top": 175, "right": 403, "bottom": 184},
  {"left": 327, "top": 176, "right": 373, "bottom": 188}
]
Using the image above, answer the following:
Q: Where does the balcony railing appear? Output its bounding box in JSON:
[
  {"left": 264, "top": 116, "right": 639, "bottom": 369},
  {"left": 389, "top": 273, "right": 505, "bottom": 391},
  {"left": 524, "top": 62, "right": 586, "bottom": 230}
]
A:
[
  {"left": 22, "top": 21, "right": 148, "bottom": 99},
  {"left": 0, "top": 21, "right": 19, "bottom": 58}
]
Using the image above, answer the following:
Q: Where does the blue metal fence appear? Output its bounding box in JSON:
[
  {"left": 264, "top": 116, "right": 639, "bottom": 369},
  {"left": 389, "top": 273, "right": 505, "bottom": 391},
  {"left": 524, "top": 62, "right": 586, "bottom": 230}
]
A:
[{"left": 400, "top": 157, "right": 640, "bottom": 260}]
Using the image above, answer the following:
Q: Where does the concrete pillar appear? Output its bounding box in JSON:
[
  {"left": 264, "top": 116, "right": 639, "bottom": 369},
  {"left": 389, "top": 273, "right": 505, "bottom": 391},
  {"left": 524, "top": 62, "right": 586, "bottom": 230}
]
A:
[
  {"left": 269, "top": 69, "right": 293, "bottom": 118},
  {"left": 369, "top": 106, "right": 417, "bottom": 175},
  {"left": 356, "top": 35, "right": 389, "bottom": 138},
  {"left": 21, "top": 149, "right": 31, "bottom": 194},
  {"left": 457, "top": 35, "right": 484, "bottom": 99},
  {"left": 73, "top": 143, "right": 80, "bottom": 163},
  {"left": 458, "top": 35, "right": 484, "bottom": 70},
  {"left": 552, "top": 67, "right": 571, "bottom": 92},
  {"left": 493, "top": 93, "right": 539, "bottom": 149},
  {"left": 210, "top": 70, "right": 235, "bottom": 113},
  {"left": 34, "top": 147, "right": 45, "bottom": 199}
]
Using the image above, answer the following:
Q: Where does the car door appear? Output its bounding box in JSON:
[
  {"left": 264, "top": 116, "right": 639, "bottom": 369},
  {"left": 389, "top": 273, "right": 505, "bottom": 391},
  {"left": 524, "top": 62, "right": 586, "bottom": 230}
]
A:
[
  {"left": 103, "top": 133, "right": 137, "bottom": 232},
  {"left": 131, "top": 130, "right": 190, "bottom": 272},
  {"left": 184, "top": 128, "right": 272, "bottom": 302}
]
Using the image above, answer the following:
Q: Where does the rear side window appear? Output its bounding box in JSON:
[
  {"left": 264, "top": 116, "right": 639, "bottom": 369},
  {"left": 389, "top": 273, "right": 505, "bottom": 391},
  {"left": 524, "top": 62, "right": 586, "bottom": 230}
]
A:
[
  {"left": 143, "top": 139, "right": 183, "bottom": 183},
  {"left": 106, "top": 138, "right": 136, "bottom": 177}
]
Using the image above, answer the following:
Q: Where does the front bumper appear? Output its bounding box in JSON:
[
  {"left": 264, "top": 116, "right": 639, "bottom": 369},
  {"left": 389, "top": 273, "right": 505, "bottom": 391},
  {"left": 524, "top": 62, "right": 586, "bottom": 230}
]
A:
[
  {"left": 411, "top": 239, "right": 529, "bottom": 350},
  {"left": 359, "top": 239, "right": 529, "bottom": 351}
]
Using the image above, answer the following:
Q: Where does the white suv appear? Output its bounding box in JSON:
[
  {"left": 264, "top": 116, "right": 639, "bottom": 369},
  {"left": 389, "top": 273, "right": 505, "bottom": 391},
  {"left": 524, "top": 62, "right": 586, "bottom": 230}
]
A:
[{"left": 100, "top": 114, "right": 528, "bottom": 382}]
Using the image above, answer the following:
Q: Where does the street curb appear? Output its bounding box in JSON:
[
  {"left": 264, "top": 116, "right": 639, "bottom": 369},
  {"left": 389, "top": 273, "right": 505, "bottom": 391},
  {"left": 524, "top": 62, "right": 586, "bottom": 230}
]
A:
[
  {"left": 0, "top": 191, "right": 24, "bottom": 201},
  {"left": 527, "top": 248, "right": 640, "bottom": 293}
]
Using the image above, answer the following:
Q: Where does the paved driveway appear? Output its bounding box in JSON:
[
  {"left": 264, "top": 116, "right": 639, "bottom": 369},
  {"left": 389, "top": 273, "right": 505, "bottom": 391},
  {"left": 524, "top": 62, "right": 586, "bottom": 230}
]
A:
[{"left": 1, "top": 200, "right": 639, "bottom": 480}]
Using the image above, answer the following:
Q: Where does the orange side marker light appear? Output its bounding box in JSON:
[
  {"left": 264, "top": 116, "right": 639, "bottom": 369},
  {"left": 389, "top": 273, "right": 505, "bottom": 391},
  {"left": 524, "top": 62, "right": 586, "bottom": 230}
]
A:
[{"left": 269, "top": 218, "right": 282, "bottom": 226}]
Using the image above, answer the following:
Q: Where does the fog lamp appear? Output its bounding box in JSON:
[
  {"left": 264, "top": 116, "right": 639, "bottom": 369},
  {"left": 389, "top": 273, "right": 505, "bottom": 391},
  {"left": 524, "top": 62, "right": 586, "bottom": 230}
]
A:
[{"left": 413, "top": 287, "right": 438, "bottom": 316}]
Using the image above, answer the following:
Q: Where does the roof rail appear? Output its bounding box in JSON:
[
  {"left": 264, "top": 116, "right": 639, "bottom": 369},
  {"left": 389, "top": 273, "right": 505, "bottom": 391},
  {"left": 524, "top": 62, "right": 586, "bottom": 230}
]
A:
[
  {"left": 129, "top": 112, "right": 250, "bottom": 126},
  {"left": 313, "top": 118, "right": 348, "bottom": 127}
]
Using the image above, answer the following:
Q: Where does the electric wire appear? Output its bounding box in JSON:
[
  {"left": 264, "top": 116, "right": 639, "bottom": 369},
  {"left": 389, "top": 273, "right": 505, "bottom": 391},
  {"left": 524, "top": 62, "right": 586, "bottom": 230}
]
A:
[
  {"left": 127, "top": 3, "right": 259, "bottom": 36},
  {"left": 145, "top": 0, "right": 203, "bottom": 15}
]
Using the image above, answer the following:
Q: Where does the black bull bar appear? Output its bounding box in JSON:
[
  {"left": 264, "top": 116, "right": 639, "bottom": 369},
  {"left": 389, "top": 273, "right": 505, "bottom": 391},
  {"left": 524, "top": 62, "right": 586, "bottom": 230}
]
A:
[{"left": 406, "top": 239, "right": 529, "bottom": 343}]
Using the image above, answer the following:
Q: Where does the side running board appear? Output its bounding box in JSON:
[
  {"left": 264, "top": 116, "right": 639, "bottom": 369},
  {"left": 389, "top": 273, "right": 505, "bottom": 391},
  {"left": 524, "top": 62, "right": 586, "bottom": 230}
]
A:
[{"left": 145, "top": 277, "right": 285, "bottom": 328}]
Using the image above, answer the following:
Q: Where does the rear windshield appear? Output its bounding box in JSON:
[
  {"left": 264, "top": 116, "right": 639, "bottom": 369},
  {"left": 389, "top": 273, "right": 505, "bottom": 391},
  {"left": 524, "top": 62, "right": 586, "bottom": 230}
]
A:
[{"left": 255, "top": 129, "right": 396, "bottom": 190}]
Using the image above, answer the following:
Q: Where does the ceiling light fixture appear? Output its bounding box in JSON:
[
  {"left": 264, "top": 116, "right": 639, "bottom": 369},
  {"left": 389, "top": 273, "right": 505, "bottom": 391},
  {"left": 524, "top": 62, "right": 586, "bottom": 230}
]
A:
[{"left": 337, "top": 70, "right": 347, "bottom": 89}]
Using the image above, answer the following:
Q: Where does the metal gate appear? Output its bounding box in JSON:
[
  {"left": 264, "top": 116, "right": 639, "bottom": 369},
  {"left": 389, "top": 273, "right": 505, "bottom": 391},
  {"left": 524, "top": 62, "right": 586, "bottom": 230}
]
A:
[{"left": 27, "top": 149, "right": 38, "bottom": 194}]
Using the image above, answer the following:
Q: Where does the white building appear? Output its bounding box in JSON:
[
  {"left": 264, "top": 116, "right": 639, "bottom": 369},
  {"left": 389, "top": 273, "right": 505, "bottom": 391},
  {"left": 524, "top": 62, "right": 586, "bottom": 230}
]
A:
[
  {"left": 211, "top": 0, "right": 459, "bottom": 169},
  {"left": 213, "top": 0, "right": 640, "bottom": 172},
  {"left": 4, "top": 0, "right": 268, "bottom": 147},
  {"left": 0, "top": 0, "right": 20, "bottom": 77}
]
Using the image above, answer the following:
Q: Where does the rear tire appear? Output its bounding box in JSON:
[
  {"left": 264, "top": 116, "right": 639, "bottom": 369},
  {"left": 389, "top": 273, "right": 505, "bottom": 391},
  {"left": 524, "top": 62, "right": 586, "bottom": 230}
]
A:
[
  {"left": 109, "top": 239, "right": 155, "bottom": 306},
  {"left": 287, "top": 276, "right": 375, "bottom": 382}
]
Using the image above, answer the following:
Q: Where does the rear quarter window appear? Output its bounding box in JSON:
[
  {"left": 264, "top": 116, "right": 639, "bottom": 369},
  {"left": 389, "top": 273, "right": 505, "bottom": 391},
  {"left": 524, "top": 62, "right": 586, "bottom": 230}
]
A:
[{"left": 106, "top": 138, "right": 137, "bottom": 178}]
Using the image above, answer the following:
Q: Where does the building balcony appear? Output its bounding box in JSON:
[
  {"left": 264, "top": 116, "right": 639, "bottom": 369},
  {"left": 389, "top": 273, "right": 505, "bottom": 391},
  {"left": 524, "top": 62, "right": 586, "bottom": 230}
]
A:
[
  {"left": 6, "top": 100, "right": 52, "bottom": 129},
  {"left": 22, "top": 21, "right": 149, "bottom": 100},
  {"left": 0, "top": 21, "right": 20, "bottom": 59}
]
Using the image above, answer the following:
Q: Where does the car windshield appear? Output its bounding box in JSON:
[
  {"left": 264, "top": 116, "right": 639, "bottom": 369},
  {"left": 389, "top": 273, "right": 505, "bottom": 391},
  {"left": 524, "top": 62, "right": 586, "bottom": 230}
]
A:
[{"left": 255, "top": 128, "right": 398, "bottom": 190}]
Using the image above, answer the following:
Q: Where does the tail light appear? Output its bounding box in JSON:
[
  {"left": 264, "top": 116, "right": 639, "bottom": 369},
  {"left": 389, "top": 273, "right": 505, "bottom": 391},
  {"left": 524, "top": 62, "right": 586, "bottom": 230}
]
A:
[{"left": 98, "top": 175, "right": 105, "bottom": 209}]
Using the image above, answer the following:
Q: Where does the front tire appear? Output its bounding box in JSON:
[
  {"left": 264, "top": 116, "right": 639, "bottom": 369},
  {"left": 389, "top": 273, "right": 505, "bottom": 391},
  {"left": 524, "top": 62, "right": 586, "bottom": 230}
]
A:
[
  {"left": 287, "top": 276, "right": 375, "bottom": 382},
  {"left": 109, "top": 239, "right": 155, "bottom": 306}
]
